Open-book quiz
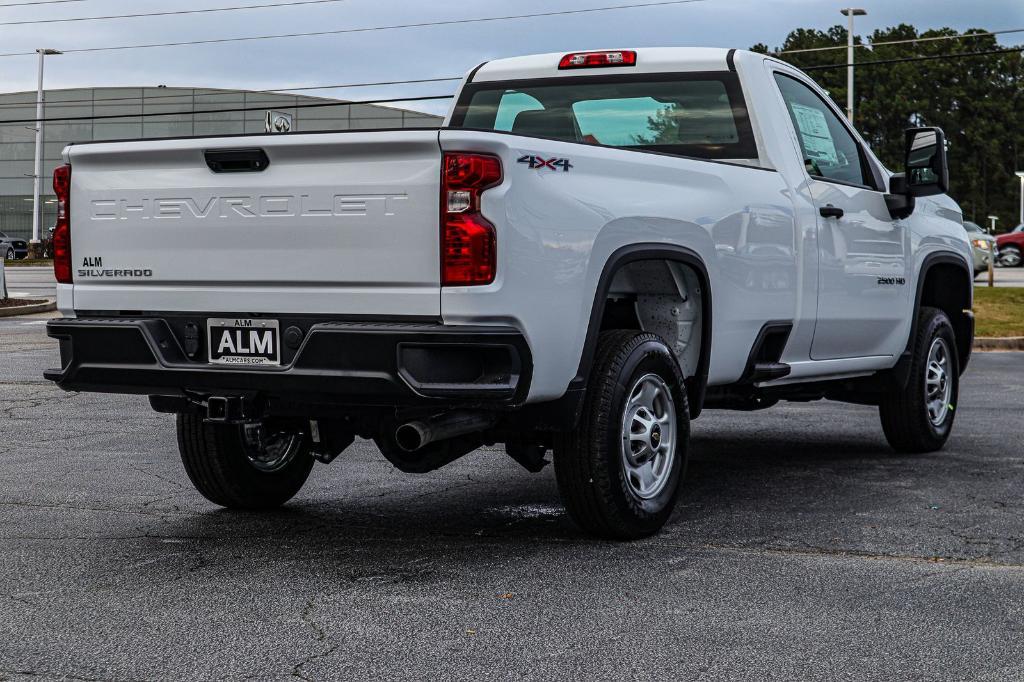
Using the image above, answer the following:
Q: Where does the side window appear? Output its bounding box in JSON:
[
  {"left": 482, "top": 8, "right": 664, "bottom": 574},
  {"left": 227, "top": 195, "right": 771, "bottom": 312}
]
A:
[{"left": 773, "top": 73, "right": 868, "bottom": 187}]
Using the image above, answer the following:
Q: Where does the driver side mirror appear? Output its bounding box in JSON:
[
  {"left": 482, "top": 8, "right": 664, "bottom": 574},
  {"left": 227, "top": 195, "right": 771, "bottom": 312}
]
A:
[
  {"left": 885, "top": 126, "right": 949, "bottom": 220},
  {"left": 904, "top": 127, "right": 949, "bottom": 197}
]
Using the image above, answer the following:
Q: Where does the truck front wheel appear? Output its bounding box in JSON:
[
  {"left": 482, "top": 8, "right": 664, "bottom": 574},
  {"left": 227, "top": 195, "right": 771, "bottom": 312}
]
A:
[
  {"left": 176, "top": 414, "right": 314, "bottom": 509},
  {"left": 879, "top": 307, "right": 959, "bottom": 453},
  {"left": 554, "top": 330, "right": 690, "bottom": 540}
]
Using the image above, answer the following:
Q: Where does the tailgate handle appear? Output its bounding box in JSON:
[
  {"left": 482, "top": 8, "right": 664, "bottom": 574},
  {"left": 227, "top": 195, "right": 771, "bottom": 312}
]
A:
[{"left": 204, "top": 148, "right": 270, "bottom": 173}]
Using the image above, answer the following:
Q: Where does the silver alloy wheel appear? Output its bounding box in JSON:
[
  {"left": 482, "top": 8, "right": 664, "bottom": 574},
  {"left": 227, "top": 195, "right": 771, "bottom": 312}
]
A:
[
  {"left": 620, "top": 373, "right": 677, "bottom": 500},
  {"left": 1000, "top": 247, "right": 1021, "bottom": 267},
  {"left": 241, "top": 422, "right": 304, "bottom": 473},
  {"left": 4, "top": 248, "right": 12, "bottom": 260},
  {"left": 925, "top": 337, "right": 953, "bottom": 427}
]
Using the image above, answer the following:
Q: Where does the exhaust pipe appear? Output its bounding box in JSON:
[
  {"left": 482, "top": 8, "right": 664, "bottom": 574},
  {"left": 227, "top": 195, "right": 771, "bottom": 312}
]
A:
[{"left": 395, "top": 410, "right": 497, "bottom": 452}]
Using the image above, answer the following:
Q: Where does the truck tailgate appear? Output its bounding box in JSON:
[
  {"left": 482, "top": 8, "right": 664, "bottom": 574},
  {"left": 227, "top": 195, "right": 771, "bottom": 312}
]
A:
[{"left": 66, "top": 130, "right": 442, "bottom": 316}]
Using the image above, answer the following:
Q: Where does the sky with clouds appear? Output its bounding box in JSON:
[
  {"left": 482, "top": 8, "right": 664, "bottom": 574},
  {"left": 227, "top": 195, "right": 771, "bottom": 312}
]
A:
[{"left": 0, "top": 0, "right": 1020, "bottom": 115}]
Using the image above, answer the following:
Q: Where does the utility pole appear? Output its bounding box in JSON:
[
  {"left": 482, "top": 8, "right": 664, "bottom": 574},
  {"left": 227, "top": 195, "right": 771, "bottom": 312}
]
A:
[
  {"left": 31, "top": 48, "right": 62, "bottom": 258},
  {"left": 840, "top": 8, "right": 866, "bottom": 123}
]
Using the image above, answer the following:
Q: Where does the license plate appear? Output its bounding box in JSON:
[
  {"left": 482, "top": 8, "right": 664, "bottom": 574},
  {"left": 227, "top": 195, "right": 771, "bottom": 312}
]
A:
[{"left": 207, "top": 318, "right": 280, "bottom": 366}]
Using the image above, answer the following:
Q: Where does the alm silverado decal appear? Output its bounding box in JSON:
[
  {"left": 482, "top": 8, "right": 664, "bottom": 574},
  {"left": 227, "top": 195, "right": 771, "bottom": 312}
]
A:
[
  {"left": 517, "top": 154, "right": 573, "bottom": 172},
  {"left": 77, "top": 256, "right": 152, "bottom": 278}
]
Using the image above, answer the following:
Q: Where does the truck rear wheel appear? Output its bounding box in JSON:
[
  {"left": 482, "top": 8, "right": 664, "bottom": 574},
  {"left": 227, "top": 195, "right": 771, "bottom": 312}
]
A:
[
  {"left": 554, "top": 330, "right": 690, "bottom": 540},
  {"left": 176, "top": 414, "right": 314, "bottom": 509},
  {"left": 879, "top": 307, "right": 959, "bottom": 453}
]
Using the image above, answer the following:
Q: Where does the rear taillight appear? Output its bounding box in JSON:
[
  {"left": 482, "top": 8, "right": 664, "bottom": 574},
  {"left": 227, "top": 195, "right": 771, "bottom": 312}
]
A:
[
  {"left": 441, "top": 152, "right": 502, "bottom": 286},
  {"left": 558, "top": 50, "right": 637, "bottom": 70},
  {"left": 52, "top": 164, "right": 72, "bottom": 284}
]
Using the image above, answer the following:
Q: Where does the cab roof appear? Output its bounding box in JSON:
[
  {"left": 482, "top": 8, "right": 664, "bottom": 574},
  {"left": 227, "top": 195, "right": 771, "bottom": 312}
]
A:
[{"left": 469, "top": 47, "right": 742, "bottom": 83}]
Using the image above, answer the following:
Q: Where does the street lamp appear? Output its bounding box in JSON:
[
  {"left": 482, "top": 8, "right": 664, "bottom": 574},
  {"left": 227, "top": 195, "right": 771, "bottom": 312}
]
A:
[
  {"left": 840, "top": 8, "right": 866, "bottom": 123},
  {"left": 988, "top": 215, "right": 999, "bottom": 234},
  {"left": 30, "top": 48, "right": 62, "bottom": 257},
  {"left": 1016, "top": 171, "right": 1024, "bottom": 227}
]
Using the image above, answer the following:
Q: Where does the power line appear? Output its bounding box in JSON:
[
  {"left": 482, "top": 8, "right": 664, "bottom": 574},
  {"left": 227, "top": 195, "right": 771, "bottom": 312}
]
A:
[
  {"left": 0, "top": 0, "right": 709, "bottom": 58},
  {"left": 276, "top": 77, "right": 461, "bottom": 93},
  {"left": 0, "top": 0, "right": 349, "bottom": 27},
  {"left": 0, "top": 77, "right": 463, "bottom": 108},
  {"left": 0, "top": 0, "right": 88, "bottom": 6},
  {"left": 800, "top": 46, "right": 1023, "bottom": 72},
  {"left": 777, "top": 28, "right": 1024, "bottom": 55},
  {"left": 0, "top": 94, "right": 453, "bottom": 125}
]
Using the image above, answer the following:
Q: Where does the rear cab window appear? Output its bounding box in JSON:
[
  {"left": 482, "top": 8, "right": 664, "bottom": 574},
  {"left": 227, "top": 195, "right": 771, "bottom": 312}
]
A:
[{"left": 450, "top": 72, "right": 758, "bottom": 162}]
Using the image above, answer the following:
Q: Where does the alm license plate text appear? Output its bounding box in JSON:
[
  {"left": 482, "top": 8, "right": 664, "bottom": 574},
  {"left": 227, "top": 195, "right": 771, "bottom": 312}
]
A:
[{"left": 208, "top": 318, "right": 280, "bottom": 366}]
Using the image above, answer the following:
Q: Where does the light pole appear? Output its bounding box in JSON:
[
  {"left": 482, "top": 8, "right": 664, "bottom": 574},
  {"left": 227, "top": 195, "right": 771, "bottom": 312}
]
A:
[
  {"left": 987, "top": 215, "right": 999, "bottom": 234},
  {"left": 31, "top": 48, "right": 62, "bottom": 258},
  {"left": 1016, "top": 171, "right": 1024, "bottom": 227},
  {"left": 840, "top": 8, "right": 866, "bottom": 123}
]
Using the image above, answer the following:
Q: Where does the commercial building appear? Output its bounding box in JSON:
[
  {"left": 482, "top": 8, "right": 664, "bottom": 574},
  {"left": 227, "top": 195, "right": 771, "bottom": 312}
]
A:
[{"left": 0, "top": 86, "right": 443, "bottom": 242}]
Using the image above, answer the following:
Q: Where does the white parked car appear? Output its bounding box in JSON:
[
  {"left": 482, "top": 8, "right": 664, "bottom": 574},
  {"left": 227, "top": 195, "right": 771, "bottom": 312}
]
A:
[
  {"left": 44, "top": 48, "right": 974, "bottom": 539},
  {"left": 963, "top": 221, "right": 997, "bottom": 276}
]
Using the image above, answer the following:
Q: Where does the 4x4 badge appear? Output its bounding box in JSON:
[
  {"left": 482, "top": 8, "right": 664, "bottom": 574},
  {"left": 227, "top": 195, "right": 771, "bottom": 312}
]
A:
[{"left": 517, "top": 154, "right": 572, "bottom": 172}]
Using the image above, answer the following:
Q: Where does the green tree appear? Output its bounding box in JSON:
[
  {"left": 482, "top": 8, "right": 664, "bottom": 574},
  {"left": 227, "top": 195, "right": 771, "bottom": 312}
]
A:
[{"left": 757, "top": 25, "right": 1024, "bottom": 230}]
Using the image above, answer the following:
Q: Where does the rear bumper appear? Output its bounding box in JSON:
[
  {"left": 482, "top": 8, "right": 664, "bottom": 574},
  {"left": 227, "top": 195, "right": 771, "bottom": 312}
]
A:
[{"left": 44, "top": 316, "right": 532, "bottom": 408}]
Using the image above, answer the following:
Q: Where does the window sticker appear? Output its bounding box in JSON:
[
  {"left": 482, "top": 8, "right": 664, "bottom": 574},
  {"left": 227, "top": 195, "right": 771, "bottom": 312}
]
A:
[{"left": 790, "top": 102, "right": 839, "bottom": 167}]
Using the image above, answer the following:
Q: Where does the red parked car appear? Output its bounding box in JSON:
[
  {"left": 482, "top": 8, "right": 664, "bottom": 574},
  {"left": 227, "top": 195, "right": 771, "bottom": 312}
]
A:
[{"left": 996, "top": 225, "right": 1024, "bottom": 267}]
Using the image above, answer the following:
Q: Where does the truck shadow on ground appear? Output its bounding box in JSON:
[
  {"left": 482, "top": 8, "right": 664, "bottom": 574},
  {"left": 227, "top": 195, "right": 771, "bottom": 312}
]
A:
[{"left": 144, "top": 432, "right": 923, "bottom": 553}]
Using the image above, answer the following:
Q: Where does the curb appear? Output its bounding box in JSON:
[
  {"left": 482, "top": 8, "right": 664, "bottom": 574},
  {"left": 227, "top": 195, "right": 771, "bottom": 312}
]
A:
[
  {"left": 974, "top": 336, "right": 1024, "bottom": 351},
  {"left": 0, "top": 299, "right": 56, "bottom": 318}
]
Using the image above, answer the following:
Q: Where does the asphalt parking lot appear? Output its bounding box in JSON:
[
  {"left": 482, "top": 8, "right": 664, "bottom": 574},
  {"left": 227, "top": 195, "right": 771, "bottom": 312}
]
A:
[
  {"left": 2, "top": 315, "right": 1024, "bottom": 680},
  {"left": 0, "top": 267, "right": 56, "bottom": 300}
]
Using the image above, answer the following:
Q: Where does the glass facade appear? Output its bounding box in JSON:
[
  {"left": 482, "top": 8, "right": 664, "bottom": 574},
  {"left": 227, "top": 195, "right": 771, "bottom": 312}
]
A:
[{"left": 0, "top": 87, "right": 443, "bottom": 241}]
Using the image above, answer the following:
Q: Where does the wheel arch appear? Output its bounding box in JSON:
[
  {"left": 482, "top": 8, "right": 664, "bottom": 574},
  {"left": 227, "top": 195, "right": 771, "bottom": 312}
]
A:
[
  {"left": 897, "top": 251, "right": 974, "bottom": 383},
  {"left": 573, "top": 244, "right": 713, "bottom": 418}
]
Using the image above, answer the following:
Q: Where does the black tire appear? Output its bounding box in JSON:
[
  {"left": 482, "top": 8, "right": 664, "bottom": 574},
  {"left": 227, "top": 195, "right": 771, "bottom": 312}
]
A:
[
  {"left": 1000, "top": 245, "right": 1021, "bottom": 267},
  {"left": 176, "top": 413, "right": 314, "bottom": 509},
  {"left": 879, "top": 307, "right": 959, "bottom": 453},
  {"left": 554, "top": 330, "right": 690, "bottom": 540},
  {"left": 4, "top": 247, "right": 13, "bottom": 260}
]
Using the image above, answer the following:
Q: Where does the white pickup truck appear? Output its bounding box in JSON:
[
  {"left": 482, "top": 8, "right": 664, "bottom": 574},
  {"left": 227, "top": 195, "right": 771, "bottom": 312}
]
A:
[{"left": 45, "top": 48, "right": 974, "bottom": 539}]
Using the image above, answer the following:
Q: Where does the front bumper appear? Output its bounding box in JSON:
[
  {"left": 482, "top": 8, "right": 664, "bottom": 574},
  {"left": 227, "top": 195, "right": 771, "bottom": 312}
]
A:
[{"left": 44, "top": 316, "right": 532, "bottom": 408}]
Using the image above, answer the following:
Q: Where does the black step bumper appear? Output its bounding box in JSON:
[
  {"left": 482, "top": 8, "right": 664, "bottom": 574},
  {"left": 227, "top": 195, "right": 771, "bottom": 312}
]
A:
[{"left": 44, "top": 316, "right": 532, "bottom": 408}]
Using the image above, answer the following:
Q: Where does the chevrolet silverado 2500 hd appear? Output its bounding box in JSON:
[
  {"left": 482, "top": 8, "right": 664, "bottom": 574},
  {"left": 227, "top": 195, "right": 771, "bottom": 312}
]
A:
[{"left": 44, "top": 48, "right": 974, "bottom": 539}]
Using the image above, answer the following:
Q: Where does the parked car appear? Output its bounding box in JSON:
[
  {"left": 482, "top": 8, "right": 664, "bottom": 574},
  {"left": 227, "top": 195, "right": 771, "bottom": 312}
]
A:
[
  {"left": 963, "top": 221, "right": 997, "bottom": 276},
  {"left": 997, "top": 228, "right": 1024, "bottom": 267},
  {"left": 43, "top": 48, "right": 975, "bottom": 540},
  {"left": 0, "top": 231, "right": 28, "bottom": 260}
]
